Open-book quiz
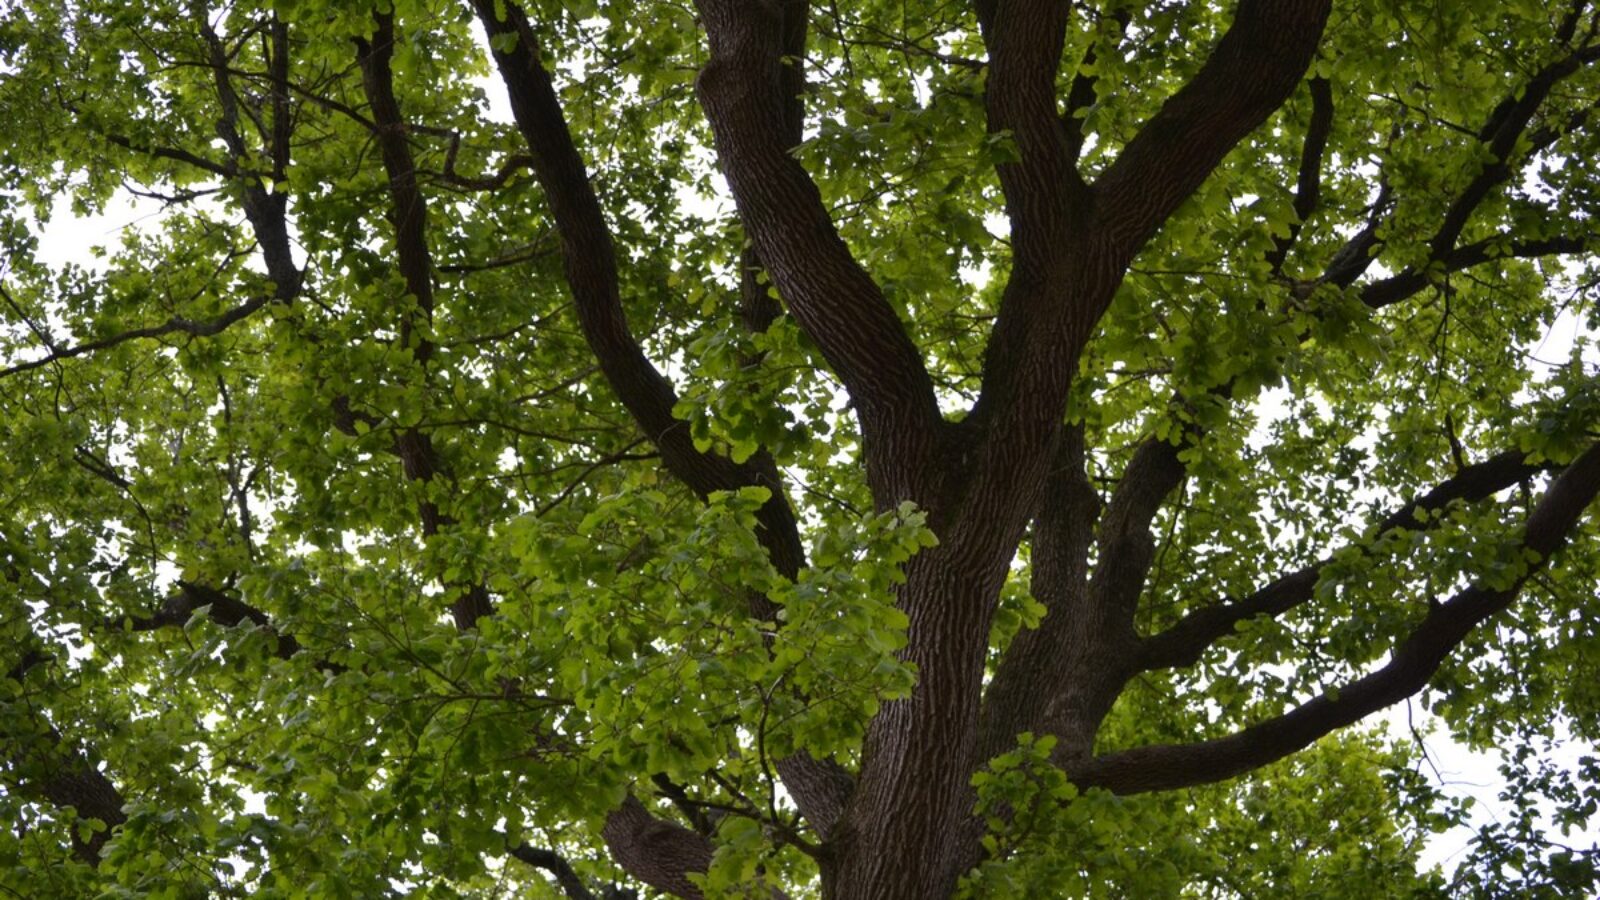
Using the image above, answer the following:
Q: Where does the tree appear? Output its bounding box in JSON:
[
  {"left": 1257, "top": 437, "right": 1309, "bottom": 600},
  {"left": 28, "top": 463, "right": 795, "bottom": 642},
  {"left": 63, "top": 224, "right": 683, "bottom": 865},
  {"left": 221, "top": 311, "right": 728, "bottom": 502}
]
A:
[{"left": 3, "top": 0, "right": 1600, "bottom": 895}]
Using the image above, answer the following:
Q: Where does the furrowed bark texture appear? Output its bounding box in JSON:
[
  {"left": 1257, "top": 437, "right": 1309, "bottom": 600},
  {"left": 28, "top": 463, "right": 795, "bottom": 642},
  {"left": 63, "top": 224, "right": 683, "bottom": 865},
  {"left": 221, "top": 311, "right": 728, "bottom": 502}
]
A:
[
  {"left": 1070, "top": 442, "right": 1600, "bottom": 794},
  {"left": 474, "top": 0, "right": 1600, "bottom": 897},
  {"left": 804, "top": 3, "right": 1328, "bottom": 895}
]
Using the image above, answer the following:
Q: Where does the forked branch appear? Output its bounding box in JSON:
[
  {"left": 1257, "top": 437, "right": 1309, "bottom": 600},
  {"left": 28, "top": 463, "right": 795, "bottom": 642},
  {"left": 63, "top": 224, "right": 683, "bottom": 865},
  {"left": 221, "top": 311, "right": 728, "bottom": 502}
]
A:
[{"left": 1070, "top": 440, "right": 1600, "bottom": 795}]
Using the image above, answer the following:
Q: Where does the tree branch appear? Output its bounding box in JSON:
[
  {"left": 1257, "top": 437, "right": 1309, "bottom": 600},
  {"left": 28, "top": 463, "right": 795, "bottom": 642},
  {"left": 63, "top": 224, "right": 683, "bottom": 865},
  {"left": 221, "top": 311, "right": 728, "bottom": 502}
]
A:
[
  {"left": 194, "top": 3, "right": 301, "bottom": 298},
  {"left": 508, "top": 843, "right": 604, "bottom": 900},
  {"left": 0, "top": 292, "right": 273, "bottom": 380},
  {"left": 693, "top": 0, "right": 945, "bottom": 500},
  {"left": 469, "top": 1, "right": 794, "bottom": 521},
  {"left": 1429, "top": 41, "right": 1600, "bottom": 260},
  {"left": 1138, "top": 449, "right": 1554, "bottom": 672},
  {"left": 1061, "top": 8, "right": 1131, "bottom": 166},
  {"left": 353, "top": 11, "right": 495, "bottom": 629},
  {"left": 1360, "top": 234, "right": 1596, "bottom": 310},
  {"left": 979, "top": 427, "right": 1103, "bottom": 759},
  {"left": 1266, "top": 75, "right": 1333, "bottom": 275},
  {"left": 1094, "top": 0, "right": 1331, "bottom": 263},
  {"left": 1071, "top": 440, "right": 1600, "bottom": 795},
  {"left": 2, "top": 648, "right": 128, "bottom": 865},
  {"left": 599, "top": 795, "right": 715, "bottom": 900},
  {"left": 473, "top": 0, "right": 851, "bottom": 856},
  {"left": 354, "top": 11, "right": 436, "bottom": 356},
  {"left": 1324, "top": 35, "right": 1600, "bottom": 294}
]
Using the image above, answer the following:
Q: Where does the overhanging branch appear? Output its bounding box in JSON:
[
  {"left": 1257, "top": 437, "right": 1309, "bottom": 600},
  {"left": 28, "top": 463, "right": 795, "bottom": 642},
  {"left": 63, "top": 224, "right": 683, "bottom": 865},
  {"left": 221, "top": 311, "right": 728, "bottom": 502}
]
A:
[
  {"left": 1094, "top": 0, "right": 1332, "bottom": 263},
  {"left": 1070, "top": 440, "right": 1600, "bottom": 795},
  {"left": 1138, "top": 448, "right": 1555, "bottom": 672}
]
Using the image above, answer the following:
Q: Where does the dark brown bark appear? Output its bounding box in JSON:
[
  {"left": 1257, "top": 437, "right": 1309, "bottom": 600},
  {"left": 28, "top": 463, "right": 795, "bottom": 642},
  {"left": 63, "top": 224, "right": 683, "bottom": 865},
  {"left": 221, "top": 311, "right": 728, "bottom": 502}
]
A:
[
  {"left": 1094, "top": 0, "right": 1333, "bottom": 265},
  {"left": 2, "top": 649, "right": 128, "bottom": 866},
  {"left": 1138, "top": 449, "right": 1556, "bottom": 671},
  {"left": 600, "top": 796, "right": 715, "bottom": 900},
  {"left": 1069, "top": 441, "right": 1600, "bottom": 794},
  {"left": 472, "top": 2, "right": 849, "bottom": 888},
  {"left": 354, "top": 11, "right": 493, "bottom": 630},
  {"left": 694, "top": 0, "right": 946, "bottom": 508},
  {"left": 816, "top": 4, "right": 1331, "bottom": 895},
  {"left": 1319, "top": 28, "right": 1600, "bottom": 294},
  {"left": 1266, "top": 75, "right": 1333, "bottom": 274}
]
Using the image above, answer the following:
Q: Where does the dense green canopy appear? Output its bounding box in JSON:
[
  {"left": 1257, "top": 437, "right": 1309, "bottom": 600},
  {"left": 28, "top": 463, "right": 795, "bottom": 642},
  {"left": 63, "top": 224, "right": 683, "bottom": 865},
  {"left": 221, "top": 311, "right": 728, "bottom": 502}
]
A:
[{"left": 2, "top": 0, "right": 1599, "bottom": 896}]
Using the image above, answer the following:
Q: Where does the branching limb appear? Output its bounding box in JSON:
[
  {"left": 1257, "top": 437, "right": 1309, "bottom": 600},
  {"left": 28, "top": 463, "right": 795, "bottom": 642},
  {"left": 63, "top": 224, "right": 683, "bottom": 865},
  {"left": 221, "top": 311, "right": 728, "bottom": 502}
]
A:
[
  {"left": 693, "top": 0, "right": 944, "bottom": 499},
  {"left": 1323, "top": 32, "right": 1600, "bottom": 292},
  {"left": 979, "top": 427, "right": 1102, "bottom": 759},
  {"left": 434, "top": 132, "right": 536, "bottom": 191},
  {"left": 469, "top": 0, "right": 797, "bottom": 523},
  {"left": 508, "top": 843, "right": 632, "bottom": 900},
  {"left": 0, "top": 293, "right": 272, "bottom": 379},
  {"left": 1094, "top": 0, "right": 1332, "bottom": 263},
  {"left": 1138, "top": 449, "right": 1554, "bottom": 672},
  {"left": 471, "top": 0, "right": 850, "bottom": 853},
  {"left": 1266, "top": 76, "right": 1333, "bottom": 275},
  {"left": 193, "top": 2, "right": 301, "bottom": 297},
  {"left": 1361, "top": 234, "right": 1597, "bottom": 309},
  {"left": 118, "top": 580, "right": 311, "bottom": 662},
  {"left": 354, "top": 11, "right": 494, "bottom": 628},
  {"left": 1070, "top": 440, "right": 1600, "bottom": 795}
]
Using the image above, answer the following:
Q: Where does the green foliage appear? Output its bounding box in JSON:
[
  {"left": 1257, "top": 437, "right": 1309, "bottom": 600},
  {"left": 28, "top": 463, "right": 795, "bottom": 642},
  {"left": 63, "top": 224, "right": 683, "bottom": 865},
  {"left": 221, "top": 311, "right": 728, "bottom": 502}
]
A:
[{"left": 3, "top": 0, "right": 1600, "bottom": 896}]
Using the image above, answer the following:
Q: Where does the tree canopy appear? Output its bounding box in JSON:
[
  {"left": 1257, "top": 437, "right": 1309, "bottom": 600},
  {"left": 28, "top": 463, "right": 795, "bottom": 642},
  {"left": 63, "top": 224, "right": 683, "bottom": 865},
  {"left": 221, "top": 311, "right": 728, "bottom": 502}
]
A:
[{"left": 3, "top": 0, "right": 1600, "bottom": 896}]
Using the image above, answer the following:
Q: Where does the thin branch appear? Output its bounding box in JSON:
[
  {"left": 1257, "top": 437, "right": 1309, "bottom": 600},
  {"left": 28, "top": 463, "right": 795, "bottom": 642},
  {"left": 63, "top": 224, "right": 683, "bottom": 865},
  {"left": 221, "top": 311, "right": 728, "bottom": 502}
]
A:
[
  {"left": 1267, "top": 75, "right": 1334, "bottom": 275},
  {"left": 0, "top": 293, "right": 272, "bottom": 380},
  {"left": 508, "top": 844, "right": 601, "bottom": 900},
  {"left": 1094, "top": 0, "right": 1332, "bottom": 262}
]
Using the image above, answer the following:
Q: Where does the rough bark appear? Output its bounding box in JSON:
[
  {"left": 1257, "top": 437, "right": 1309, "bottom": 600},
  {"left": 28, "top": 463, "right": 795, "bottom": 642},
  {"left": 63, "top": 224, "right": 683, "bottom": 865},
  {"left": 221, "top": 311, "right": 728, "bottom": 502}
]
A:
[{"left": 1069, "top": 441, "right": 1600, "bottom": 794}]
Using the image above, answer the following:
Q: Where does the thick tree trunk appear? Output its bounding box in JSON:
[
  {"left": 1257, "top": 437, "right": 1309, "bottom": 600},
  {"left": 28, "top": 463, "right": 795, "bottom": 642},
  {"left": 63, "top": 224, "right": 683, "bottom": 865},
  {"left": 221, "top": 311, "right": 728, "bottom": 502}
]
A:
[{"left": 822, "top": 550, "right": 1004, "bottom": 898}]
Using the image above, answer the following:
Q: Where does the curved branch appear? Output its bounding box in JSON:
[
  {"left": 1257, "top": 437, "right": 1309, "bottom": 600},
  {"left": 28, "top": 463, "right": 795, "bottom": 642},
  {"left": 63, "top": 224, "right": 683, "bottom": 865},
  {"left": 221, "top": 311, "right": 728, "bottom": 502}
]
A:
[
  {"left": 599, "top": 795, "right": 715, "bottom": 900},
  {"left": 1138, "top": 448, "right": 1554, "bottom": 672},
  {"left": 473, "top": 0, "right": 849, "bottom": 849},
  {"left": 1071, "top": 440, "right": 1600, "bottom": 795},
  {"left": 693, "top": 0, "right": 944, "bottom": 497},
  {"left": 0, "top": 292, "right": 273, "bottom": 379},
  {"left": 1360, "top": 234, "right": 1596, "bottom": 310},
  {"left": 1266, "top": 75, "right": 1333, "bottom": 275},
  {"left": 1095, "top": 0, "right": 1332, "bottom": 262},
  {"left": 508, "top": 844, "right": 603, "bottom": 900},
  {"left": 469, "top": 1, "right": 793, "bottom": 520},
  {"left": 1324, "top": 35, "right": 1600, "bottom": 292}
]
